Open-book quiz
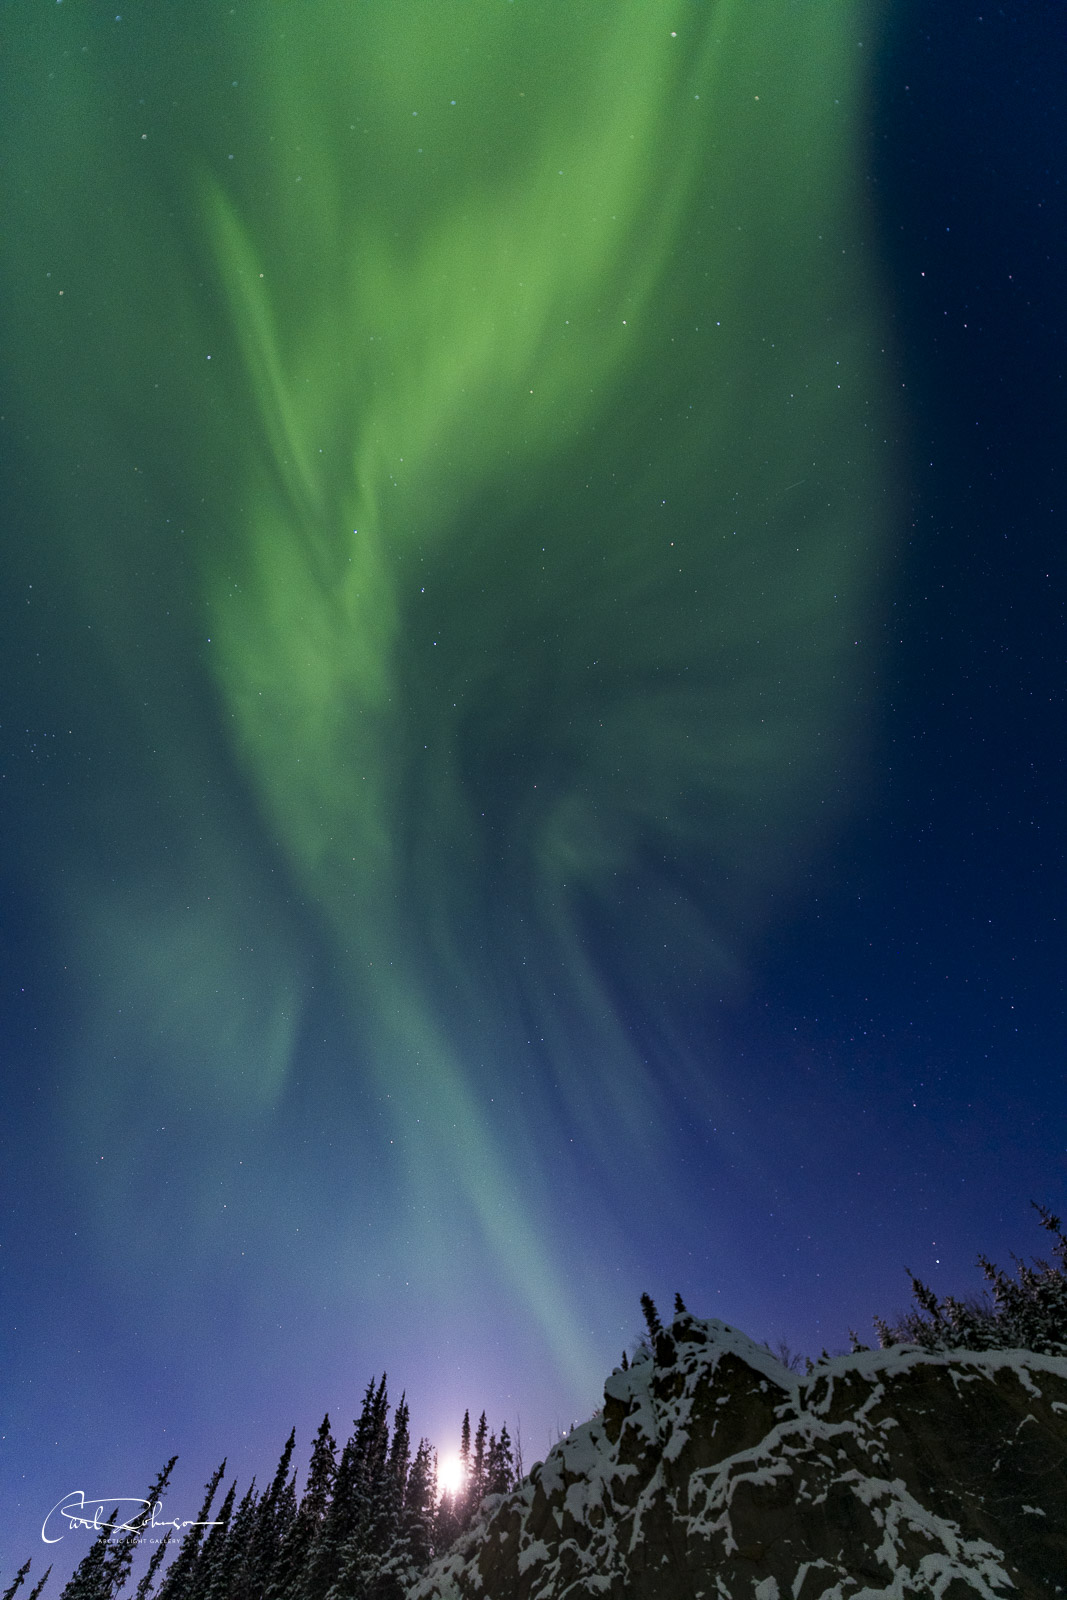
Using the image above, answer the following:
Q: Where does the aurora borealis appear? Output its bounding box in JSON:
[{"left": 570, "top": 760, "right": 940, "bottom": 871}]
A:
[
  {"left": 197, "top": 0, "right": 896, "bottom": 1375},
  {"left": 2, "top": 0, "right": 1064, "bottom": 1581}
]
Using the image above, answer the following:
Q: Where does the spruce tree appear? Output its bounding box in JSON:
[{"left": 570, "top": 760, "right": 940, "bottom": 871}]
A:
[
  {"left": 27, "top": 1571, "right": 52, "bottom": 1600},
  {"left": 377, "top": 1395, "right": 411, "bottom": 1567},
  {"left": 132, "top": 1533, "right": 170, "bottom": 1600},
  {"left": 458, "top": 1412, "right": 471, "bottom": 1482},
  {"left": 2, "top": 1563, "right": 32, "bottom": 1600},
  {"left": 305, "top": 1423, "right": 361, "bottom": 1600},
  {"left": 398, "top": 1441, "right": 436, "bottom": 1573},
  {"left": 499, "top": 1424, "right": 515, "bottom": 1493},
  {"left": 307, "top": 1375, "right": 388, "bottom": 1600},
  {"left": 306, "top": 1416, "right": 338, "bottom": 1519},
  {"left": 485, "top": 1425, "right": 514, "bottom": 1498},
  {"left": 455, "top": 1411, "right": 472, "bottom": 1529},
  {"left": 205, "top": 1479, "right": 257, "bottom": 1600},
  {"left": 273, "top": 1471, "right": 298, "bottom": 1552},
  {"left": 874, "top": 1205, "right": 1067, "bottom": 1355},
  {"left": 266, "top": 1416, "right": 336, "bottom": 1600},
  {"left": 323, "top": 1374, "right": 395, "bottom": 1600},
  {"left": 244, "top": 1429, "right": 295, "bottom": 1595},
  {"left": 473, "top": 1414, "right": 488, "bottom": 1508},
  {"left": 58, "top": 1509, "right": 118, "bottom": 1600},
  {"left": 353, "top": 1397, "right": 417, "bottom": 1600},
  {"left": 182, "top": 1480, "right": 236, "bottom": 1600},
  {"left": 386, "top": 1397, "right": 410, "bottom": 1512},
  {"left": 640, "top": 1292, "right": 675, "bottom": 1364},
  {"left": 154, "top": 1461, "right": 226, "bottom": 1600},
  {"left": 363, "top": 1376, "right": 397, "bottom": 1556},
  {"left": 101, "top": 1458, "right": 177, "bottom": 1599}
]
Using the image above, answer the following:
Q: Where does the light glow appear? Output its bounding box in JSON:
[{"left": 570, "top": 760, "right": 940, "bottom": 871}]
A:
[{"left": 438, "top": 1453, "right": 466, "bottom": 1500}]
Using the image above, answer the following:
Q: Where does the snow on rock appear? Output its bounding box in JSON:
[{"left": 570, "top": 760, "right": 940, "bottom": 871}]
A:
[{"left": 409, "top": 1315, "right": 1067, "bottom": 1599}]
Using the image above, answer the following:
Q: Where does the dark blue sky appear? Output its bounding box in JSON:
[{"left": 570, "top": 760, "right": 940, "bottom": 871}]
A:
[{"left": 725, "top": 0, "right": 1066, "bottom": 1312}]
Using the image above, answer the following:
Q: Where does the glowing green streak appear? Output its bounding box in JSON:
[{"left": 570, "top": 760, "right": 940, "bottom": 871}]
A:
[
  {"left": 200, "top": 2, "right": 717, "bottom": 1375},
  {"left": 0, "top": 0, "right": 893, "bottom": 1393},
  {"left": 194, "top": 0, "right": 891, "bottom": 1381}
]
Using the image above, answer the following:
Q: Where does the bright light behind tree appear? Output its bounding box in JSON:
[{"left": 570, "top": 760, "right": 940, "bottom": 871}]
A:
[{"left": 438, "top": 1453, "right": 466, "bottom": 1500}]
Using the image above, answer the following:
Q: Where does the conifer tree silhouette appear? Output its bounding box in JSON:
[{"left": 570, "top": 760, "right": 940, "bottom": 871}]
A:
[
  {"left": 132, "top": 1534, "right": 170, "bottom": 1600},
  {"left": 184, "top": 1479, "right": 235, "bottom": 1600},
  {"left": 101, "top": 1459, "right": 177, "bottom": 1600},
  {"left": 266, "top": 1416, "right": 336, "bottom": 1600},
  {"left": 244, "top": 1429, "right": 295, "bottom": 1596},
  {"left": 875, "top": 1203, "right": 1067, "bottom": 1355},
  {"left": 213, "top": 1479, "right": 260, "bottom": 1600},
  {"left": 469, "top": 1413, "right": 488, "bottom": 1517},
  {"left": 155, "top": 1461, "right": 226, "bottom": 1600},
  {"left": 58, "top": 1508, "right": 119, "bottom": 1600},
  {"left": 2, "top": 1562, "right": 32, "bottom": 1600},
  {"left": 398, "top": 1441, "right": 437, "bottom": 1572},
  {"left": 485, "top": 1425, "right": 515, "bottom": 1497}
]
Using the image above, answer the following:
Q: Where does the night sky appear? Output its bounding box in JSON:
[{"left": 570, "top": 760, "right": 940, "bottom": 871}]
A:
[{"left": 1, "top": 0, "right": 1063, "bottom": 1582}]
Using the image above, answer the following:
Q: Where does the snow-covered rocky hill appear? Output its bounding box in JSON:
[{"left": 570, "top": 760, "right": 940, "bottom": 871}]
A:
[{"left": 412, "top": 1313, "right": 1067, "bottom": 1598}]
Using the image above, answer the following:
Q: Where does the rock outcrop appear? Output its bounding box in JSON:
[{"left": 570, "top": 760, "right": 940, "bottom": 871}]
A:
[{"left": 412, "top": 1316, "right": 1067, "bottom": 1598}]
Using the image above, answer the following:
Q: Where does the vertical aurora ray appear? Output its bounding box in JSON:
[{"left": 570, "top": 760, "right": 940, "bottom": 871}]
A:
[{"left": 1, "top": 0, "right": 893, "bottom": 1395}]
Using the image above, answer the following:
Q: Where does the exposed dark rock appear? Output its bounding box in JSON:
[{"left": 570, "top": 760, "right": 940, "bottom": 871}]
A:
[{"left": 411, "top": 1319, "right": 1067, "bottom": 1598}]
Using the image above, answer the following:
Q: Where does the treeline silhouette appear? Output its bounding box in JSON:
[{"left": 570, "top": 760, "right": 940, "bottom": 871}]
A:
[
  {"left": 870, "top": 1202, "right": 1067, "bottom": 1356},
  {"left": 6, "top": 1377, "right": 515, "bottom": 1600},
  {"left": 7, "top": 1205, "right": 1065, "bottom": 1599}
]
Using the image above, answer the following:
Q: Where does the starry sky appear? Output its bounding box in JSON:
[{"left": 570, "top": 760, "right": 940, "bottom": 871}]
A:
[{"left": 1, "top": 0, "right": 1063, "bottom": 1581}]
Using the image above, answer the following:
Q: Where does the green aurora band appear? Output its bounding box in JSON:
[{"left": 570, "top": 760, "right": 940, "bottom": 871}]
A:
[{"left": 3, "top": 1, "right": 893, "bottom": 1392}]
